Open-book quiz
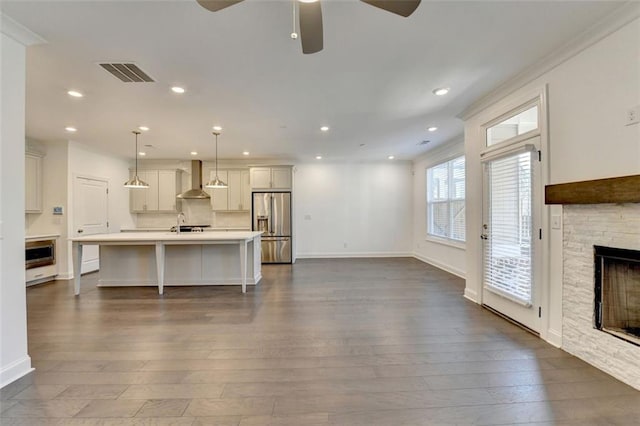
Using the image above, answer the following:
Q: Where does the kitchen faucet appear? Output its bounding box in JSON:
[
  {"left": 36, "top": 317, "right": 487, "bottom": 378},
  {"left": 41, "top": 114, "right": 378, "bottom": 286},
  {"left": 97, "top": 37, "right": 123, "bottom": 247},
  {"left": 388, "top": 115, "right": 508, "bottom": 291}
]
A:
[{"left": 176, "top": 212, "right": 186, "bottom": 234}]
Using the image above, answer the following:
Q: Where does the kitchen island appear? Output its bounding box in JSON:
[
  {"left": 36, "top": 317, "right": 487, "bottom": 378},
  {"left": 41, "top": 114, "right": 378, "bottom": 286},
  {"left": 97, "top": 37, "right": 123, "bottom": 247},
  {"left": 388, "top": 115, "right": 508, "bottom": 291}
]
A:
[{"left": 70, "top": 231, "right": 262, "bottom": 295}]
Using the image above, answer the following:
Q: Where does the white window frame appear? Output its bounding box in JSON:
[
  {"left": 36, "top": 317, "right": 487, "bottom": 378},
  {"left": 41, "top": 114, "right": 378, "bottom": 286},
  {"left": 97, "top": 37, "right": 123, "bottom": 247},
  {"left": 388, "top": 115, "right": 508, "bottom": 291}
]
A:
[{"left": 426, "top": 155, "right": 466, "bottom": 245}]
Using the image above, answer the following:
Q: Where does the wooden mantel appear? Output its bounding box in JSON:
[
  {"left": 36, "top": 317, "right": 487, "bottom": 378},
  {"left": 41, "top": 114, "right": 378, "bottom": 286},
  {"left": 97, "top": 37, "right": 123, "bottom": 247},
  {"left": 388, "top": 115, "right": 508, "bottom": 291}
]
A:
[{"left": 545, "top": 174, "right": 640, "bottom": 205}]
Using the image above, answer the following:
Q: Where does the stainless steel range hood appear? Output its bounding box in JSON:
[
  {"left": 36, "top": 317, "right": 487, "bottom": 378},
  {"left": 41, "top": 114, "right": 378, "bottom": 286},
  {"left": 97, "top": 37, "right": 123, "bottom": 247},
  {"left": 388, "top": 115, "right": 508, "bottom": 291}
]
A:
[{"left": 177, "top": 160, "right": 210, "bottom": 199}]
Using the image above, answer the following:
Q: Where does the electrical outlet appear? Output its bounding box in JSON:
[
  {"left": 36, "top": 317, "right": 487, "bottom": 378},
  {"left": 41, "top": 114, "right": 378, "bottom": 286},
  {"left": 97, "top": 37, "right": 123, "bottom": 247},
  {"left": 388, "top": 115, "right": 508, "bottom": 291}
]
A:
[{"left": 626, "top": 105, "right": 640, "bottom": 126}]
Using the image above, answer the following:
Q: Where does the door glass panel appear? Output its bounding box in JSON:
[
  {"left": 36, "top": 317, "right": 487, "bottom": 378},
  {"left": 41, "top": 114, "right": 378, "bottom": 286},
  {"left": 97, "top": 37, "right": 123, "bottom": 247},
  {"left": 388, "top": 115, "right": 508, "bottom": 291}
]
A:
[
  {"left": 484, "top": 151, "right": 533, "bottom": 306},
  {"left": 487, "top": 105, "right": 538, "bottom": 146}
]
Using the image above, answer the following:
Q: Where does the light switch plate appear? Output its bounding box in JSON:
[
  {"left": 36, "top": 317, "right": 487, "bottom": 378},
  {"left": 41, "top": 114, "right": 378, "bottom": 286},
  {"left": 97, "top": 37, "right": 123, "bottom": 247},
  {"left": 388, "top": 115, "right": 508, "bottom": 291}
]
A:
[{"left": 551, "top": 215, "right": 561, "bottom": 229}]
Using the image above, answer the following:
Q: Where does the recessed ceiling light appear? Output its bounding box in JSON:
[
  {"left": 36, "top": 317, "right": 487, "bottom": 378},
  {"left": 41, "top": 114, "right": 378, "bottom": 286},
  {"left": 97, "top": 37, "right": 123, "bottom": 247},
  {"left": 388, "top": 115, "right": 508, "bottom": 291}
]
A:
[
  {"left": 316, "top": 155, "right": 322, "bottom": 160},
  {"left": 138, "top": 126, "right": 149, "bottom": 132},
  {"left": 171, "top": 86, "right": 185, "bottom": 94},
  {"left": 190, "top": 151, "right": 198, "bottom": 156},
  {"left": 428, "top": 126, "right": 438, "bottom": 132},
  {"left": 138, "top": 152, "right": 146, "bottom": 156},
  {"left": 432, "top": 87, "right": 450, "bottom": 96},
  {"left": 242, "top": 151, "right": 250, "bottom": 156},
  {"left": 388, "top": 155, "right": 395, "bottom": 160},
  {"left": 67, "top": 90, "right": 83, "bottom": 98},
  {"left": 320, "top": 126, "right": 329, "bottom": 132},
  {"left": 213, "top": 126, "right": 222, "bottom": 131},
  {"left": 65, "top": 126, "right": 77, "bottom": 132}
]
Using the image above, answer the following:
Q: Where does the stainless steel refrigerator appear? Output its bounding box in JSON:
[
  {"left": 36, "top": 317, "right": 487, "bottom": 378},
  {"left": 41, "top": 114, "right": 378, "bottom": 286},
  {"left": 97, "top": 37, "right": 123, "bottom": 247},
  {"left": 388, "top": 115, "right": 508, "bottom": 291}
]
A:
[{"left": 252, "top": 192, "right": 292, "bottom": 264}]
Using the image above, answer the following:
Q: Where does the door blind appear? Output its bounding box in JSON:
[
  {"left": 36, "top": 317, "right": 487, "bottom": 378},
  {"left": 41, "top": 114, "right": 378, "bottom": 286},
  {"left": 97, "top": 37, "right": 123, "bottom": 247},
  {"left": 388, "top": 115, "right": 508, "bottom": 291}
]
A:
[{"left": 483, "top": 151, "right": 533, "bottom": 306}]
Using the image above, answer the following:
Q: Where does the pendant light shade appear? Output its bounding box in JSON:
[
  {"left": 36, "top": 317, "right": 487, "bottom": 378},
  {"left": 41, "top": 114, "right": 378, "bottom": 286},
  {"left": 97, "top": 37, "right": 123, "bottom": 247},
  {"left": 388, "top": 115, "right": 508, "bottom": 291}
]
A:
[
  {"left": 205, "top": 131, "right": 228, "bottom": 188},
  {"left": 124, "top": 130, "right": 149, "bottom": 188}
]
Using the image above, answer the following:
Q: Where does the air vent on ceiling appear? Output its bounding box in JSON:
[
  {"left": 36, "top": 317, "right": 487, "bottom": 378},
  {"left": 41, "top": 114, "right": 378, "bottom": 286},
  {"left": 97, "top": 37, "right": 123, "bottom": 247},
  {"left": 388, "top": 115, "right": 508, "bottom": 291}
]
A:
[{"left": 99, "top": 63, "right": 154, "bottom": 83}]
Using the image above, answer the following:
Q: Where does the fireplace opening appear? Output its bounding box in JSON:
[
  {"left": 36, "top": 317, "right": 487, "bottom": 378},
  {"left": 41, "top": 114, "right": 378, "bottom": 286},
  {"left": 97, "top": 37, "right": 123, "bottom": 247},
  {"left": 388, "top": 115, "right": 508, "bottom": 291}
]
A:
[{"left": 594, "top": 245, "right": 640, "bottom": 346}]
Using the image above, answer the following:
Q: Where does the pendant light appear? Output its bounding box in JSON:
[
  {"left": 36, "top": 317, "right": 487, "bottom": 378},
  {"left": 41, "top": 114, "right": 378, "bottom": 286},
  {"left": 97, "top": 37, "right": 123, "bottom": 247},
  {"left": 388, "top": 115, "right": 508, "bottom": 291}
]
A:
[
  {"left": 205, "top": 131, "right": 228, "bottom": 188},
  {"left": 124, "top": 130, "right": 149, "bottom": 188}
]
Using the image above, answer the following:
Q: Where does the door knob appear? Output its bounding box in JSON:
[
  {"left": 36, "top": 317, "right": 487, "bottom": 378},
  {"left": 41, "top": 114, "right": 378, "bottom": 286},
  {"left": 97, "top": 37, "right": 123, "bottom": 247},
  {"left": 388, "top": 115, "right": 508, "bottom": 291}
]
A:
[
  {"left": 480, "top": 234, "right": 488, "bottom": 240},
  {"left": 77, "top": 229, "right": 84, "bottom": 233}
]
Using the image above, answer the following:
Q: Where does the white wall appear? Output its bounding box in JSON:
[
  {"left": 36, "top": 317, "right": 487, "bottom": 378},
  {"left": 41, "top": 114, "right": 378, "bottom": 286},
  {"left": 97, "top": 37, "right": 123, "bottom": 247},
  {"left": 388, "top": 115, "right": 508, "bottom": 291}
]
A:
[
  {"left": 25, "top": 140, "right": 68, "bottom": 276},
  {"left": 412, "top": 138, "right": 466, "bottom": 278},
  {"left": 65, "top": 141, "right": 135, "bottom": 276},
  {"left": 0, "top": 32, "right": 33, "bottom": 387},
  {"left": 463, "top": 17, "right": 640, "bottom": 347},
  {"left": 294, "top": 162, "right": 412, "bottom": 258}
]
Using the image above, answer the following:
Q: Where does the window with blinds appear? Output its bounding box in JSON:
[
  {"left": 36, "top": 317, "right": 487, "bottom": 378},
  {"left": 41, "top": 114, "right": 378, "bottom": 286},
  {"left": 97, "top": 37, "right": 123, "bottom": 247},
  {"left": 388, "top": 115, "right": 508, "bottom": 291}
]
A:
[
  {"left": 426, "top": 156, "right": 465, "bottom": 242},
  {"left": 483, "top": 150, "right": 533, "bottom": 305}
]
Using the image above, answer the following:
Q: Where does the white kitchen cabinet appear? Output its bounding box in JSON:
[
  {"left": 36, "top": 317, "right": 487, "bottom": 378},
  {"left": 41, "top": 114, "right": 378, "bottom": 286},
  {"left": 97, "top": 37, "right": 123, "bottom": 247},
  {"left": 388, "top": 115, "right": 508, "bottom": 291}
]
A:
[
  {"left": 130, "top": 169, "right": 181, "bottom": 213},
  {"left": 25, "top": 152, "right": 43, "bottom": 213},
  {"left": 207, "top": 169, "right": 251, "bottom": 211},
  {"left": 250, "top": 166, "right": 292, "bottom": 190},
  {"left": 241, "top": 170, "right": 251, "bottom": 210},
  {"left": 209, "top": 170, "right": 228, "bottom": 211}
]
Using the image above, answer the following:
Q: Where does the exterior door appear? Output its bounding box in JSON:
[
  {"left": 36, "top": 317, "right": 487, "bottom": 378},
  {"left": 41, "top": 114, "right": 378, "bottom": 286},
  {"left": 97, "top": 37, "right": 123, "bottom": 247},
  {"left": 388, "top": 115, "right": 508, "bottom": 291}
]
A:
[
  {"left": 481, "top": 137, "right": 541, "bottom": 332},
  {"left": 73, "top": 176, "right": 109, "bottom": 274}
]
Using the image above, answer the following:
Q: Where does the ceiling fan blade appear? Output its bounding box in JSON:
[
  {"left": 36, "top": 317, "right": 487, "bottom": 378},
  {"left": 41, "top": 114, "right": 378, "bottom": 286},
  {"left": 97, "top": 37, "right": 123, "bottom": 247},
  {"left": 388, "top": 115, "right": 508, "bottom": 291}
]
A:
[
  {"left": 360, "top": 0, "right": 421, "bottom": 17},
  {"left": 196, "top": 0, "right": 244, "bottom": 13},
  {"left": 299, "top": 1, "right": 323, "bottom": 54}
]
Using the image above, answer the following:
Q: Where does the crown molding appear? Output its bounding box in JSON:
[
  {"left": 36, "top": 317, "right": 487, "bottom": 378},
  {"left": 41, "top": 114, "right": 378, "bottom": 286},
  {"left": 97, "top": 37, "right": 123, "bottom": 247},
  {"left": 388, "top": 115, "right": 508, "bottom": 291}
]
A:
[
  {"left": 458, "top": 2, "right": 640, "bottom": 121},
  {"left": 1, "top": 12, "right": 46, "bottom": 46}
]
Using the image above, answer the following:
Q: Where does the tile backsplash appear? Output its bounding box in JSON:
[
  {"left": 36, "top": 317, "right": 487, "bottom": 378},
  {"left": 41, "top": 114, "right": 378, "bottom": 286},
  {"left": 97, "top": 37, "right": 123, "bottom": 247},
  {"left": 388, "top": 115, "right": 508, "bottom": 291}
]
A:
[{"left": 135, "top": 199, "right": 250, "bottom": 229}]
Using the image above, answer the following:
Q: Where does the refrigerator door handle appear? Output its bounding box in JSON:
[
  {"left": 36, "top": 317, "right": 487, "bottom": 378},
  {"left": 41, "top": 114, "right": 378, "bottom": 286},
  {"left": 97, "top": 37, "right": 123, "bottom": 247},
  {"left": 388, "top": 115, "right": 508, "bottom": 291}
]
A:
[{"left": 270, "top": 194, "right": 274, "bottom": 235}]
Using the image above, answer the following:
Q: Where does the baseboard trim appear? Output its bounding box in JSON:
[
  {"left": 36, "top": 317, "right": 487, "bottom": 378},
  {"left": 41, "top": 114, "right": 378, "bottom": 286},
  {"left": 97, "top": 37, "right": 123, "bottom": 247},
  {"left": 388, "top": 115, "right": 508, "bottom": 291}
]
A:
[
  {"left": 56, "top": 272, "right": 73, "bottom": 280},
  {"left": 412, "top": 252, "right": 466, "bottom": 279},
  {"left": 296, "top": 252, "right": 412, "bottom": 259},
  {"left": 0, "top": 356, "right": 34, "bottom": 389},
  {"left": 544, "top": 328, "right": 562, "bottom": 348},
  {"left": 464, "top": 288, "right": 479, "bottom": 304}
]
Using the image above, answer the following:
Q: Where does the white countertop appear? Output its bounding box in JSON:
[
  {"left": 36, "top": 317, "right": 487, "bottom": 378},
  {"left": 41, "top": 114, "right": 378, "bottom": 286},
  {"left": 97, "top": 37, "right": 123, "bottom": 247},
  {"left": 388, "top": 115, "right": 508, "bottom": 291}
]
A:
[
  {"left": 26, "top": 234, "right": 60, "bottom": 241},
  {"left": 70, "top": 231, "right": 262, "bottom": 243},
  {"left": 121, "top": 227, "right": 251, "bottom": 232}
]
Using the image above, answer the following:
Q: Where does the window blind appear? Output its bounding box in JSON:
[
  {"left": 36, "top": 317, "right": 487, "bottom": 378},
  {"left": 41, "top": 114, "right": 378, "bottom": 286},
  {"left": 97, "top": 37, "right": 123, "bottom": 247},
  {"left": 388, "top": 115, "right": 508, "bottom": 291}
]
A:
[{"left": 483, "top": 151, "right": 533, "bottom": 306}]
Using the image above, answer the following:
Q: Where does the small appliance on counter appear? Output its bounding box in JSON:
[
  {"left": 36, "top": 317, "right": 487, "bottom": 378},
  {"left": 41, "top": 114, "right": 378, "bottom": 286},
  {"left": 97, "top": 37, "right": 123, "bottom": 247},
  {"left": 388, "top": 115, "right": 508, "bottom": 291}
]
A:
[{"left": 252, "top": 192, "right": 292, "bottom": 264}]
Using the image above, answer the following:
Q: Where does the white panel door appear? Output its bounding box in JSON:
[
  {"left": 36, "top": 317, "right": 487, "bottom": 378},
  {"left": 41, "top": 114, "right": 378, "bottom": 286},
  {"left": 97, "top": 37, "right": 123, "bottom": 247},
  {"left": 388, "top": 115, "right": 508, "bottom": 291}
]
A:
[
  {"left": 74, "top": 176, "right": 109, "bottom": 274},
  {"left": 481, "top": 137, "right": 541, "bottom": 332}
]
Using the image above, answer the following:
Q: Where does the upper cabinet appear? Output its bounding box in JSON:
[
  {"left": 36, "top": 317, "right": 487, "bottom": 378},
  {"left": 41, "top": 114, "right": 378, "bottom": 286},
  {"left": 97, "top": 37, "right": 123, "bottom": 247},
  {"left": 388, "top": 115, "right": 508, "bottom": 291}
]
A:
[
  {"left": 130, "top": 169, "right": 181, "bottom": 213},
  {"left": 250, "top": 167, "right": 292, "bottom": 190},
  {"left": 25, "top": 152, "right": 43, "bottom": 213},
  {"left": 208, "top": 169, "right": 251, "bottom": 211}
]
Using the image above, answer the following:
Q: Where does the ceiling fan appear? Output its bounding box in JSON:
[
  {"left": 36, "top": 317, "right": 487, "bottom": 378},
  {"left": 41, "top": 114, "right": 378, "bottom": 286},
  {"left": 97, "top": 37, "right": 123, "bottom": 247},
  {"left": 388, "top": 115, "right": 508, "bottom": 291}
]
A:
[{"left": 196, "top": 0, "right": 421, "bottom": 54}]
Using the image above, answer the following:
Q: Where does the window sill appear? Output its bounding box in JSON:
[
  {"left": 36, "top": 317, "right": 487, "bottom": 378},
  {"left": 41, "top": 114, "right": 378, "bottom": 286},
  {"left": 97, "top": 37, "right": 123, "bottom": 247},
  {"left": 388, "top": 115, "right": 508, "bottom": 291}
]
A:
[{"left": 425, "top": 235, "right": 466, "bottom": 250}]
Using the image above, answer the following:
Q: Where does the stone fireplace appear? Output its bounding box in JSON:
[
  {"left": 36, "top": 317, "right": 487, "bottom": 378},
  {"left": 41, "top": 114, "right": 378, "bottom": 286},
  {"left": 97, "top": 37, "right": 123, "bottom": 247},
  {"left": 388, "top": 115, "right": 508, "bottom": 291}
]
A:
[
  {"left": 594, "top": 245, "right": 640, "bottom": 346},
  {"left": 563, "top": 203, "right": 640, "bottom": 390}
]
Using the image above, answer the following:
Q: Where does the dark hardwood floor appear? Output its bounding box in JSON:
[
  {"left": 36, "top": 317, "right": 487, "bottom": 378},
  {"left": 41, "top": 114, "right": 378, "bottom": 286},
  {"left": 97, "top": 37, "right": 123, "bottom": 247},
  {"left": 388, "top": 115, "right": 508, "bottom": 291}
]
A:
[{"left": 2, "top": 258, "right": 639, "bottom": 425}]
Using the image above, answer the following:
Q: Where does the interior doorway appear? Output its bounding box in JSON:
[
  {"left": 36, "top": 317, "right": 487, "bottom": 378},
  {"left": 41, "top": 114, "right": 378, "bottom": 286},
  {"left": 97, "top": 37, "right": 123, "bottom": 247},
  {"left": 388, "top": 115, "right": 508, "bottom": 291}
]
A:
[{"left": 73, "top": 175, "right": 109, "bottom": 274}]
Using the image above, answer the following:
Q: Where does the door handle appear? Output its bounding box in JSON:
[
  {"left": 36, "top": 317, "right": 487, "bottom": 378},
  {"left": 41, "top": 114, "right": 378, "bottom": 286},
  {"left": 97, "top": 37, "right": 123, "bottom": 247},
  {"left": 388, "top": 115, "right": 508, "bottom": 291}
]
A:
[
  {"left": 480, "top": 234, "right": 488, "bottom": 240},
  {"left": 77, "top": 229, "right": 84, "bottom": 234}
]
